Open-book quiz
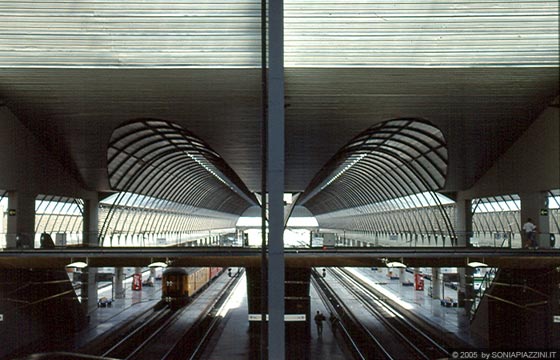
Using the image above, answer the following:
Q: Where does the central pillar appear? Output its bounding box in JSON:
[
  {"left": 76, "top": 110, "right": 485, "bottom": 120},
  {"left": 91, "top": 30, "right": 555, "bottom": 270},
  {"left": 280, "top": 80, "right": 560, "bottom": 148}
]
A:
[
  {"left": 268, "top": 0, "right": 285, "bottom": 356},
  {"left": 82, "top": 198, "right": 99, "bottom": 316},
  {"left": 456, "top": 198, "right": 474, "bottom": 313}
]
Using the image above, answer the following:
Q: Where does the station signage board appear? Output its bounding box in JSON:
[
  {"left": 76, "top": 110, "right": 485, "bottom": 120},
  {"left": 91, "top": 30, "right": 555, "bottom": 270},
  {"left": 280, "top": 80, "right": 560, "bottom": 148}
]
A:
[{"left": 248, "top": 314, "right": 306, "bottom": 322}]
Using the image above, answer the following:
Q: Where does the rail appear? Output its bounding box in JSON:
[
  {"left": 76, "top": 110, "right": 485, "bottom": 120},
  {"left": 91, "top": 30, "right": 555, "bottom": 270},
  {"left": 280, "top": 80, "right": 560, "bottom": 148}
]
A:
[
  {"left": 333, "top": 268, "right": 450, "bottom": 359},
  {"left": 312, "top": 268, "right": 386, "bottom": 359}
]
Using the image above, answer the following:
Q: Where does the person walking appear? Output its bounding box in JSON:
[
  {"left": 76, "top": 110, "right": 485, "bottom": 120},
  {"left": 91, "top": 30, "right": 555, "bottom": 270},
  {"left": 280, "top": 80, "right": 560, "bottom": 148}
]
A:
[
  {"left": 523, "top": 218, "right": 538, "bottom": 249},
  {"left": 329, "top": 311, "right": 339, "bottom": 334},
  {"left": 314, "top": 310, "right": 326, "bottom": 336}
]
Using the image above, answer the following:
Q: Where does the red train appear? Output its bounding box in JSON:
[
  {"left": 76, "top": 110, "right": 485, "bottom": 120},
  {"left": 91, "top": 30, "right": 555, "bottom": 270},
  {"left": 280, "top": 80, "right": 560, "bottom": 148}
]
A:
[{"left": 161, "top": 267, "right": 223, "bottom": 308}]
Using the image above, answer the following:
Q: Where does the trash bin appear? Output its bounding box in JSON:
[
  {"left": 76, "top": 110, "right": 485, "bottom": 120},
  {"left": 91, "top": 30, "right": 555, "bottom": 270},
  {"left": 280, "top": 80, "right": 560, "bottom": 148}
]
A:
[
  {"left": 414, "top": 273, "right": 424, "bottom": 291},
  {"left": 16, "top": 233, "right": 33, "bottom": 249},
  {"left": 132, "top": 273, "right": 142, "bottom": 291},
  {"left": 40, "top": 233, "right": 55, "bottom": 248}
]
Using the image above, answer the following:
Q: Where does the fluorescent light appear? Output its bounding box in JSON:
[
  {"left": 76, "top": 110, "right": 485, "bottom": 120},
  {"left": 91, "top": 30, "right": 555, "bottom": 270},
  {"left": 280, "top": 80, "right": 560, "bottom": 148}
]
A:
[
  {"left": 148, "top": 262, "right": 168, "bottom": 268},
  {"left": 386, "top": 261, "right": 407, "bottom": 268},
  {"left": 66, "top": 261, "right": 88, "bottom": 269},
  {"left": 468, "top": 261, "right": 488, "bottom": 268}
]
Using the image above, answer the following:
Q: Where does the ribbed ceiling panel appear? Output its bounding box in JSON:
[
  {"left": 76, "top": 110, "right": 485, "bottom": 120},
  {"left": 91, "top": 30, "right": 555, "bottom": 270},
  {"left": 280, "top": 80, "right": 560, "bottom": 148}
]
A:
[
  {"left": 0, "top": 0, "right": 261, "bottom": 67},
  {"left": 107, "top": 119, "right": 258, "bottom": 215},
  {"left": 0, "top": 1, "right": 556, "bottom": 67},
  {"left": 298, "top": 118, "right": 448, "bottom": 215},
  {"left": 285, "top": 0, "right": 559, "bottom": 66}
]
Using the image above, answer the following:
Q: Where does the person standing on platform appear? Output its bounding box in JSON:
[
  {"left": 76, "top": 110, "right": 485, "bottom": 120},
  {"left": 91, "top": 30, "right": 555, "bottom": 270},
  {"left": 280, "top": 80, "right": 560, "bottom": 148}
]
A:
[
  {"left": 329, "top": 311, "right": 338, "bottom": 334},
  {"left": 314, "top": 310, "right": 326, "bottom": 336},
  {"left": 523, "top": 218, "right": 538, "bottom": 249}
]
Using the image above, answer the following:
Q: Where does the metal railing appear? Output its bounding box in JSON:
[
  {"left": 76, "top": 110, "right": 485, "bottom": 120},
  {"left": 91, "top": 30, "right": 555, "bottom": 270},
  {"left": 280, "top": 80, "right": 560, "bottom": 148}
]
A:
[{"left": 469, "top": 268, "right": 498, "bottom": 321}]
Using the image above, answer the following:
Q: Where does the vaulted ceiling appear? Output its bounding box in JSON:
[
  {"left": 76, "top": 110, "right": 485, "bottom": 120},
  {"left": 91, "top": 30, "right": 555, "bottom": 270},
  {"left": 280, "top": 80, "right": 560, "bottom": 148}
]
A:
[{"left": 0, "top": 1, "right": 558, "bottom": 205}]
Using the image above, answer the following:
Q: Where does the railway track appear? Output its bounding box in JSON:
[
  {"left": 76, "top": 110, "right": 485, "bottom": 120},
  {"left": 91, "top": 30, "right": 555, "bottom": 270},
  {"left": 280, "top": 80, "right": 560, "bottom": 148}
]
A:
[
  {"left": 132, "top": 268, "right": 245, "bottom": 360},
  {"left": 314, "top": 267, "right": 451, "bottom": 359},
  {"left": 312, "top": 273, "right": 387, "bottom": 359},
  {"left": 100, "top": 307, "right": 176, "bottom": 359},
  {"left": 73, "top": 268, "right": 243, "bottom": 360}
]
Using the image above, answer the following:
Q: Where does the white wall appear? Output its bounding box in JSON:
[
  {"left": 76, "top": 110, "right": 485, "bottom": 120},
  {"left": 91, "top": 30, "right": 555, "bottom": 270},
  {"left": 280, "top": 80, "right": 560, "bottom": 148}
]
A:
[{"left": 460, "top": 101, "right": 560, "bottom": 199}]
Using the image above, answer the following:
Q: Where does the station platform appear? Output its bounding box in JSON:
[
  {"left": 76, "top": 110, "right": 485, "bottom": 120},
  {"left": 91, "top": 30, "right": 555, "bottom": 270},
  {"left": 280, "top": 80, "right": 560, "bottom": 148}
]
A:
[
  {"left": 346, "top": 267, "right": 483, "bottom": 348},
  {"left": 70, "top": 266, "right": 480, "bottom": 357},
  {"left": 200, "top": 273, "right": 349, "bottom": 360},
  {"left": 72, "top": 271, "right": 163, "bottom": 349}
]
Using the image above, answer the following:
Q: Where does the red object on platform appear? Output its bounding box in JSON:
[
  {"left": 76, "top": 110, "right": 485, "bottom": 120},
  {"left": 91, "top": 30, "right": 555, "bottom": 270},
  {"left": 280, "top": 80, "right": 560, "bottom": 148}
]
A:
[
  {"left": 132, "top": 273, "right": 142, "bottom": 291},
  {"left": 414, "top": 273, "right": 424, "bottom": 291}
]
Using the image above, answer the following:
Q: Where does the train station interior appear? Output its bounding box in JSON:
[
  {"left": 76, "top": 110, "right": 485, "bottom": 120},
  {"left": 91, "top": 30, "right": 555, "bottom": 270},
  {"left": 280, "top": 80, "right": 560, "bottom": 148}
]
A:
[{"left": 0, "top": 1, "right": 559, "bottom": 359}]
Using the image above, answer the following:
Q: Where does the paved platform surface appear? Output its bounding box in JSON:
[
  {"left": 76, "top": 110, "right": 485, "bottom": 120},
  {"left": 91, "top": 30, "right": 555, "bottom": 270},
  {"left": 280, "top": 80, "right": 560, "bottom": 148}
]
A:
[
  {"left": 71, "top": 266, "right": 481, "bottom": 358},
  {"left": 199, "top": 273, "right": 349, "bottom": 360},
  {"left": 72, "top": 269, "right": 163, "bottom": 349},
  {"left": 348, "top": 267, "right": 483, "bottom": 348}
]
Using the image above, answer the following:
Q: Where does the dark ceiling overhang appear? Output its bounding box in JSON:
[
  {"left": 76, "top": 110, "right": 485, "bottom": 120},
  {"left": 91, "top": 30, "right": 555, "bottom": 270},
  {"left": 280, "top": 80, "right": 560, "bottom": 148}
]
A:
[{"left": 0, "top": 67, "right": 558, "bottom": 196}]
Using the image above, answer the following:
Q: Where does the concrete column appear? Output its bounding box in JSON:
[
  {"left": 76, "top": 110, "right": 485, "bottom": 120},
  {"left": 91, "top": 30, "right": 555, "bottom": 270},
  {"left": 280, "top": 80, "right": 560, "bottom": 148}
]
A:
[
  {"left": 520, "top": 192, "right": 550, "bottom": 248},
  {"left": 268, "top": 0, "right": 285, "bottom": 355},
  {"left": 83, "top": 198, "right": 99, "bottom": 246},
  {"left": 82, "top": 198, "right": 99, "bottom": 315},
  {"left": 432, "top": 268, "right": 441, "bottom": 299},
  {"left": 456, "top": 200, "right": 475, "bottom": 313},
  {"left": 6, "top": 191, "right": 36, "bottom": 248},
  {"left": 115, "top": 267, "right": 125, "bottom": 299},
  {"left": 455, "top": 199, "right": 473, "bottom": 247},
  {"left": 458, "top": 267, "right": 475, "bottom": 315}
]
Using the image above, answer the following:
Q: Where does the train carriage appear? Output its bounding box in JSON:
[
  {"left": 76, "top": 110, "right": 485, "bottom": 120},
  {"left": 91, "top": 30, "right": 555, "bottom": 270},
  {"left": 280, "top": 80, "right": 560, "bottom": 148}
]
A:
[{"left": 161, "top": 267, "right": 223, "bottom": 309}]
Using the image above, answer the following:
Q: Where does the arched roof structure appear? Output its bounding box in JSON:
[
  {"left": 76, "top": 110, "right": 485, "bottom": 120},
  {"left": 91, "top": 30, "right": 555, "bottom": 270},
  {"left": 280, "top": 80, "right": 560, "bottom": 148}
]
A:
[
  {"left": 106, "top": 119, "right": 258, "bottom": 215},
  {"left": 298, "top": 118, "right": 448, "bottom": 211},
  {"left": 297, "top": 118, "right": 453, "bottom": 238}
]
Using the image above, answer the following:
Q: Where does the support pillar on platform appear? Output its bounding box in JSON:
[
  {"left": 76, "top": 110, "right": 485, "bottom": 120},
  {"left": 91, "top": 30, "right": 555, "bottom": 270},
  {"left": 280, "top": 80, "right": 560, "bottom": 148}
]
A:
[
  {"left": 115, "top": 267, "right": 125, "bottom": 299},
  {"left": 82, "top": 198, "right": 99, "bottom": 315},
  {"left": 6, "top": 191, "right": 36, "bottom": 249},
  {"left": 432, "top": 268, "right": 441, "bottom": 300},
  {"left": 520, "top": 192, "right": 550, "bottom": 248},
  {"left": 456, "top": 199, "right": 475, "bottom": 314},
  {"left": 455, "top": 199, "right": 473, "bottom": 247}
]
